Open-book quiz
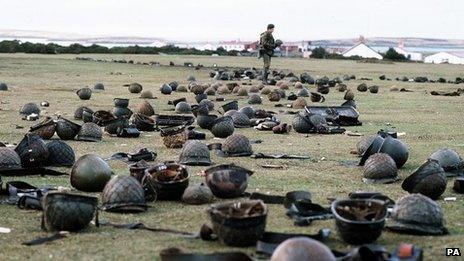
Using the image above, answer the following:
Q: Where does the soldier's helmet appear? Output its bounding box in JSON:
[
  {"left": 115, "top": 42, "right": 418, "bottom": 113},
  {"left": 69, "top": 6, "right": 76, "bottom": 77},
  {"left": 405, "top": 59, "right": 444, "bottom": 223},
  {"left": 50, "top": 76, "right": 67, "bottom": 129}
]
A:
[
  {"left": 222, "top": 134, "right": 253, "bottom": 157},
  {"left": 15, "top": 133, "right": 49, "bottom": 168},
  {"left": 176, "top": 85, "right": 188, "bottom": 92},
  {"left": 248, "top": 94, "right": 262, "bottom": 104},
  {"left": 356, "top": 135, "right": 376, "bottom": 155},
  {"left": 369, "top": 85, "right": 379, "bottom": 93},
  {"left": 297, "top": 88, "right": 309, "bottom": 97},
  {"left": 20, "top": 103, "right": 40, "bottom": 116},
  {"left": 237, "top": 87, "right": 248, "bottom": 96},
  {"left": 70, "top": 154, "right": 113, "bottom": 192},
  {"left": 402, "top": 159, "right": 447, "bottom": 200},
  {"left": 181, "top": 183, "right": 214, "bottom": 205},
  {"left": 138, "top": 101, "right": 155, "bottom": 116},
  {"left": 46, "top": 140, "right": 76, "bottom": 167},
  {"left": 74, "top": 106, "right": 92, "bottom": 120},
  {"left": 128, "top": 83, "right": 143, "bottom": 93},
  {"left": 179, "top": 140, "right": 212, "bottom": 166},
  {"left": 77, "top": 122, "right": 102, "bottom": 142},
  {"left": 238, "top": 106, "right": 255, "bottom": 119},
  {"left": 211, "top": 116, "right": 235, "bottom": 138},
  {"left": 428, "top": 148, "right": 463, "bottom": 176},
  {"left": 205, "top": 86, "right": 216, "bottom": 95},
  {"left": 140, "top": 90, "right": 154, "bottom": 99},
  {"left": 292, "top": 97, "right": 308, "bottom": 109},
  {"left": 271, "top": 237, "right": 336, "bottom": 261},
  {"left": 160, "top": 83, "right": 173, "bottom": 95},
  {"left": 169, "top": 81, "right": 178, "bottom": 91},
  {"left": 231, "top": 112, "right": 250, "bottom": 128},
  {"left": 94, "top": 83, "right": 105, "bottom": 90},
  {"left": 101, "top": 175, "right": 147, "bottom": 213},
  {"left": 30, "top": 117, "right": 56, "bottom": 140},
  {"left": 309, "top": 114, "right": 329, "bottom": 133},
  {"left": 0, "top": 82, "right": 8, "bottom": 91},
  {"left": 363, "top": 153, "right": 398, "bottom": 183},
  {"left": 204, "top": 164, "right": 253, "bottom": 199},
  {"left": 0, "top": 147, "right": 21, "bottom": 170},
  {"left": 187, "top": 75, "right": 196, "bottom": 82},
  {"left": 76, "top": 87, "right": 92, "bottom": 100},
  {"left": 56, "top": 117, "right": 81, "bottom": 140},
  {"left": 292, "top": 112, "right": 312, "bottom": 133},
  {"left": 344, "top": 90, "right": 355, "bottom": 100},
  {"left": 199, "top": 99, "right": 215, "bottom": 111},
  {"left": 378, "top": 136, "right": 409, "bottom": 168},
  {"left": 175, "top": 102, "right": 192, "bottom": 114},
  {"left": 357, "top": 83, "right": 368, "bottom": 92}
]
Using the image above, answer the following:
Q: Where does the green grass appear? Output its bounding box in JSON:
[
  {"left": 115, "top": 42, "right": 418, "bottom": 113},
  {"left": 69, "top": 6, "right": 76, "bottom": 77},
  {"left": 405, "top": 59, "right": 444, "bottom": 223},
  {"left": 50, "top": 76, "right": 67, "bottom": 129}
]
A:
[{"left": 1, "top": 53, "right": 464, "bottom": 260}]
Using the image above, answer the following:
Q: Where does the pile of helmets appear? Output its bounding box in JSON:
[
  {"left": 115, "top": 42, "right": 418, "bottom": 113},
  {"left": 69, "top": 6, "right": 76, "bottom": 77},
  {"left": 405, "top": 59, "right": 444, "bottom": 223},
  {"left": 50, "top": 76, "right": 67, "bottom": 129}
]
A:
[{"left": 113, "top": 98, "right": 133, "bottom": 118}]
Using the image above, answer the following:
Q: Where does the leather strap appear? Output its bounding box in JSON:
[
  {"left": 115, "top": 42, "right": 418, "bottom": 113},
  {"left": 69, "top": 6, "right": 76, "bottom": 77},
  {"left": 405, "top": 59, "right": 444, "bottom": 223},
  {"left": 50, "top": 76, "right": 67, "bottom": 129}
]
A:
[
  {"left": 22, "top": 232, "right": 67, "bottom": 246},
  {"left": 99, "top": 222, "right": 196, "bottom": 238}
]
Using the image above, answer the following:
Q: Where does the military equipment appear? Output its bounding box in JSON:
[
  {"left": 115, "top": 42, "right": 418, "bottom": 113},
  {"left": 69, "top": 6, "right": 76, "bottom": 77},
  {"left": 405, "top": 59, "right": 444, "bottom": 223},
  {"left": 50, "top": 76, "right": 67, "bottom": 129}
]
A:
[
  {"left": 114, "top": 98, "right": 129, "bottom": 108},
  {"left": 211, "top": 116, "right": 234, "bottom": 138},
  {"left": 344, "top": 90, "right": 355, "bottom": 100},
  {"left": 221, "top": 134, "right": 253, "bottom": 157},
  {"left": 140, "top": 90, "right": 154, "bottom": 99},
  {"left": 237, "top": 87, "right": 248, "bottom": 96},
  {"left": 169, "top": 81, "right": 178, "bottom": 91},
  {"left": 402, "top": 159, "right": 447, "bottom": 200},
  {"left": 190, "top": 84, "right": 205, "bottom": 95},
  {"left": 0, "top": 147, "right": 22, "bottom": 170},
  {"left": 15, "top": 133, "right": 49, "bottom": 168},
  {"left": 317, "top": 85, "right": 329, "bottom": 95},
  {"left": 356, "top": 135, "right": 376, "bottom": 155},
  {"left": 248, "top": 94, "right": 262, "bottom": 104},
  {"left": 453, "top": 177, "right": 464, "bottom": 193},
  {"left": 196, "top": 114, "right": 218, "bottom": 130},
  {"left": 179, "top": 140, "right": 211, "bottom": 166},
  {"left": 359, "top": 135, "right": 385, "bottom": 165},
  {"left": 369, "top": 85, "right": 379, "bottom": 93},
  {"left": 305, "top": 106, "right": 362, "bottom": 126},
  {"left": 101, "top": 175, "right": 147, "bottom": 212},
  {"left": 309, "top": 114, "right": 329, "bottom": 133},
  {"left": 388, "top": 194, "right": 447, "bottom": 235},
  {"left": 20, "top": 103, "right": 40, "bottom": 116},
  {"left": 268, "top": 90, "right": 281, "bottom": 102},
  {"left": 112, "top": 106, "right": 133, "bottom": 118},
  {"left": 297, "top": 88, "right": 309, "bottom": 97},
  {"left": 0, "top": 82, "right": 7, "bottom": 91},
  {"left": 341, "top": 100, "right": 356, "bottom": 108},
  {"left": 249, "top": 85, "right": 260, "bottom": 93},
  {"left": 195, "top": 93, "right": 208, "bottom": 103},
  {"left": 77, "top": 122, "right": 102, "bottom": 142},
  {"left": 238, "top": 106, "right": 255, "bottom": 118},
  {"left": 137, "top": 101, "right": 155, "bottom": 116},
  {"left": 76, "top": 87, "right": 92, "bottom": 100},
  {"left": 205, "top": 86, "right": 216, "bottom": 95},
  {"left": 204, "top": 164, "right": 253, "bottom": 198},
  {"left": 310, "top": 92, "right": 325, "bottom": 103},
  {"left": 92, "top": 110, "right": 115, "bottom": 126},
  {"left": 223, "top": 109, "right": 237, "bottom": 117},
  {"left": 357, "top": 83, "right": 368, "bottom": 92},
  {"left": 30, "top": 117, "right": 56, "bottom": 140},
  {"left": 160, "top": 83, "right": 173, "bottom": 94},
  {"left": 144, "top": 163, "right": 189, "bottom": 200},
  {"left": 82, "top": 107, "right": 95, "bottom": 122},
  {"left": 94, "top": 83, "right": 105, "bottom": 90},
  {"left": 70, "top": 154, "right": 112, "bottom": 192},
  {"left": 191, "top": 105, "right": 209, "bottom": 117},
  {"left": 42, "top": 192, "right": 98, "bottom": 232},
  {"left": 217, "top": 86, "right": 231, "bottom": 94},
  {"left": 428, "top": 148, "right": 463, "bottom": 176},
  {"left": 292, "top": 113, "right": 312, "bottom": 133},
  {"left": 170, "top": 97, "right": 187, "bottom": 107},
  {"left": 46, "top": 140, "right": 75, "bottom": 167},
  {"left": 104, "top": 117, "right": 129, "bottom": 135},
  {"left": 127, "top": 83, "right": 143, "bottom": 93},
  {"left": 287, "top": 92, "right": 298, "bottom": 101},
  {"left": 198, "top": 99, "right": 214, "bottom": 111},
  {"left": 271, "top": 237, "right": 336, "bottom": 261},
  {"left": 176, "top": 85, "right": 188, "bottom": 92},
  {"left": 378, "top": 136, "right": 409, "bottom": 168},
  {"left": 175, "top": 102, "right": 192, "bottom": 114},
  {"left": 129, "top": 160, "right": 151, "bottom": 182},
  {"left": 74, "top": 106, "right": 92, "bottom": 120},
  {"left": 363, "top": 153, "right": 398, "bottom": 183},
  {"left": 182, "top": 183, "right": 214, "bottom": 205},
  {"left": 208, "top": 200, "right": 267, "bottom": 247},
  {"left": 275, "top": 89, "right": 286, "bottom": 98},
  {"left": 131, "top": 113, "right": 155, "bottom": 131},
  {"left": 231, "top": 112, "right": 250, "bottom": 128},
  {"left": 337, "top": 83, "right": 348, "bottom": 92},
  {"left": 154, "top": 114, "right": 195, "bottom": 127},
  {"left": 160, "top": 125, "right": 188, "bottom": 148},
  {"left": 221, "top": 101, "right": 238, "bottom": 112},
  {"left": 261, "top": 86, "right": 272, "bottom": 95}
]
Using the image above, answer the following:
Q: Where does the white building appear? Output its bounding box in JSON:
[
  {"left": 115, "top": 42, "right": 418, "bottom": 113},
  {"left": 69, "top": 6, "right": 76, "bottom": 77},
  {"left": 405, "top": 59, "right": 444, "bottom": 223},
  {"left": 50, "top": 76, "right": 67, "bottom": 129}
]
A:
[
  {"left": 424, "top": 52, "right": 464, "bottom": 65},
  {"left": 342, "top": 42, "right": 383, "bottom": 59},
  {"left": 394, "top": 41, "right": 423, "bottom": 61},
  {"left": 218, "top": 40, "right": 249, "bottom": 51}
]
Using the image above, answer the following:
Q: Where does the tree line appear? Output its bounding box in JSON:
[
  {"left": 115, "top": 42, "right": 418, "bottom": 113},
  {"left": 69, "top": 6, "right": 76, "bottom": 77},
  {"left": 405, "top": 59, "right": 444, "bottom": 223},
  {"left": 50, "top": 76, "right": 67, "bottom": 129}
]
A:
[{"left": 310, "top": 46, "right": 409, "bottom": 61}]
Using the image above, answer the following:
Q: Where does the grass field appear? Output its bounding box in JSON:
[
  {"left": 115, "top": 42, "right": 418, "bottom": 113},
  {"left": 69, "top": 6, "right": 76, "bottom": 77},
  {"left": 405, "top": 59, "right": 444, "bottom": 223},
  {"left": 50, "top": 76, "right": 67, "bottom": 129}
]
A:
[{"left": 1, "top": 53, "right": 464, "bottom": 260}]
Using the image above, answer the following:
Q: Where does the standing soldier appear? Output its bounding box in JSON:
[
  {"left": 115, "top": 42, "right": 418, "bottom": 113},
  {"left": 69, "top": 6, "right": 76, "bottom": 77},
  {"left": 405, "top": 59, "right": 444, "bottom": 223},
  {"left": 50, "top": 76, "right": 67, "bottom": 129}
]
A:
[{"left": 259, "top": 24, "right": 282, "bottom": 84}]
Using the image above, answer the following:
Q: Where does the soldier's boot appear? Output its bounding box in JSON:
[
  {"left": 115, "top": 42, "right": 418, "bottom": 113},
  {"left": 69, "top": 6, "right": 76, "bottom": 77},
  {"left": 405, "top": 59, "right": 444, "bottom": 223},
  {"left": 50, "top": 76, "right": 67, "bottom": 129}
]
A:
[{"left": 262, "top": 69, "right": 269, "bottom": 85}]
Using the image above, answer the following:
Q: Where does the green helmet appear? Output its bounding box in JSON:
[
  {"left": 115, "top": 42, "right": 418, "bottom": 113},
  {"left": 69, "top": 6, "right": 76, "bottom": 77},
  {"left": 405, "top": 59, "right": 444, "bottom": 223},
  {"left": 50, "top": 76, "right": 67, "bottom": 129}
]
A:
[
  {"left": 20, "top": 103, "right": 40, "bottom": 116},
  {"left": 292, "top": 113, "right": 312, "bottom": 133},
  {"left": 297, "top": 88, "right": 309, "bottom": 97},
  {"left": 179, "top": 140, "right": 211, "bottom": 166},
  {"left": 46, "top": 140, "right": 75, "bottom": 167},
  {"left": 112, "top": 106, "right": 133, "bottom": 118},
  {"left": 428, "top": 148, "right": 463, "bottom": 176},
  {"left": 402, "top": 159, "right": 447, "bottom": 200},
  {"left": 74, "top": 106, "right": 93, "bottom": 120},
  {"left": 222, "top": 134, "right": 253, "bottom": 157},
  {"left": 238, "top": 106, "right": 255, "bottom": 118},
  {"left": 363, "top": 153, "right": 398, "bottom": 183},
  {"left": 101, "top": 175, "right": 147, "bottom": 212},
  {"left": 77, "top": 122, "right": 102, "bottom": 142},
  {"left": 175, "top": 102, "right": 192, "bottom": 114},
  {"left": 160, "top": 83, "right": 172, "bottom": 95},
  {"left": 211, "top": 116, "right": 234, "bottom": 138},
  {"left": 15, "top": 133, "right": 49, "bottom": 168},
  {"left": 76, "top": 87, "right": 92, "bottom": 100},
  {"left": 0, "top": 82, "right": 8, "bottom": 91},
  {"left": 94, "top": 83, "right": 105, "bottom": 90},
  {"left": 140, "top": 90, "right": 154, "bottom": 99},
  {"left": 248, "top": 94, "right": 262, "bottom": 104},
  {"left": 56, "top": 116, "right": 81, "bottom": 140},
  {"left": 0, "top": 147, "right": 21, "bottom": 170},
  {"left": 357, "top": 83, "right": 368, "bottom": 92},
  {"left": 128, "top": 83, "right": 143, "bottom": 93},
  {"left": 70, "top": 154, "right": 113, "bottom": 192},
  {"left": 181, "top": 183, "right": 214, "bottom": 205},
  {"left": 231, "top": 112, "right": 250, "bottom": 128}
]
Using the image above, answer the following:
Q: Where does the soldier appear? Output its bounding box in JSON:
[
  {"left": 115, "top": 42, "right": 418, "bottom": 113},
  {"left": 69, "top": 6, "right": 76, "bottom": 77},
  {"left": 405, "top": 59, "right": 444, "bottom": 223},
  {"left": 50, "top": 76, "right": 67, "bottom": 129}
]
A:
[{"left": 259, "top": 24, "right": 281, "bottom": 84}]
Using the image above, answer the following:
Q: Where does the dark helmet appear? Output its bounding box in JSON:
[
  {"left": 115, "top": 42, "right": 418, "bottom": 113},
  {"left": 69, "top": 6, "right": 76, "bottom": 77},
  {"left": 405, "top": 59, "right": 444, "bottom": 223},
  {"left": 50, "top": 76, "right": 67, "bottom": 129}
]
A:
[
  {"left": 369, "top": 85, "right": 379, "bottom": 93},
  {"left": 222, "top": 134, "right": 253, "bottom": 157},
  {"left": 20, "top": 103, "right": 40, "bottom": 116},
  {"left": 388, "top": 194, "right": 447, "bottom": 235},
  {"left": 402, "top": 159, "right": 447, "bottom": 200},
  {"left": 160, "top": 83, "right": 173, "bottom": 95},
  {"left": 112, "top": 106, "right": 133, "bottom": 118},
  {"left": 70, "top": 154, "right": 113, "bottom": 192},
  {"left": 363, "top": 153, "right": 398, "bottom": 183},
  {"left": 204, "top": 164, "right": 253, "bottom": 198},
  {"left": 271, "top": 237, "right": 336, "bottom": 261},
  {"left": 181, "top": 183, "right": 214, "bottom": 205},
  {"left": 317, "top": 85, "right": 330, "bottom": 95},
  {"left": 248, "top": 94, "right": 262, "bottom": 104},
  {"left": 310, "top": 92, "right": 325, "bottom": 103},
  {"left": 169, "top": 81, "right": 179, "bottom": 91},
  {"left": 179, "top": 140, "right": 211, "bottom": 166},
  {"left": 131, "top": 113, "right": 155, "bottom": 131},
  {"left": 114, "top": 98, "right": 129, "bottom": 108},
  {"left": 55, "top": 117, "right": 81, "bottom": 140},
  {"left": 82, "top": 107, "right": 95, "bottom": 122},
  {"left": 356, "top": 135, "right": 376, "bottom": 155},
  {"left": 30, "top": 117, "right": 56, "bottom": 140},
  {"left": 337, "top": 83, "right": 348, "bottom": 92},
  {"left": 74, "top": 106, "right": 93, "bottom": 120},
  {"left": 175, "top": 102, "right": 192, "bottom": 114},
  {"left": 46, "top": 140, "right": 75, "bottom": 167},
  {"left": 0, "top": 147, "right": 21, "bottom": 170},
  {"left": 268, "top": 90, "right": 281, "bottom": 102},
  {"left": 292, "top": 113, "right": 312, "bottom": 133},
  {"left": 331, "top": 199, "right": 387, "bottom": 245},
  {"left": 211, "top": 116, "right": 235, "bottom": 138},
  {"left": 192, "top": 104, "right": 209, "bottom": 117},
  {"left": 196, "top": 114, "right": 218, "bottom": 130},
  {"left": 94, "top": 83, "right": 105, "bottom": 90},
  {"left": 357, "top": 83, "right": 368, "bottom": 92},
  {"left": 309, "top": 114, "right": 329, "bottom": 133},
  {"left": 237, "top": 87, "right": 248, "bottom": 96},
  {"left": 297, "top": 88, "right": 309, "bottom": 97},
  {"left": 231, "top": 112, "right": 250, "bottom": 128},
  {"left": 0, "top": 82, "right": 8, "bottom": 91},
  {"left": 137, "top": 101, "right": 155, "bottom": 116},
  {"left": 344, "top": 90, "right": 355, "bottom": 100},
  {"left": 101, "top": 175, "right": 147, "bottom": 212},
  {"left": 140, "top": 90, "right": 154, "bottom": 99},
  {"left": 15, "top": 133, "right": 49, "bottom": 168},
  {"left": 144, "top": 163, "right": 189, "bottom": 200},
  {"left": 92, "top": 110, "right": 116, "bottom": 126},
  {"left": 221, "top": 101, "right": 238, "bottom": 112},
  {"left": 223, "top": 109, "right": 237, "bottom": 117},
  {"left": 378, "top": 136, "right": 409, "bottom": 168},
  {"left": 292, "top": 97, "right": 308, "bottom": 109},
  {"left": 128, "top": 83, "right": 143, "bottom": 93},
  {"left": 77, "top": 122, "right": 102, "bottom": 142},
  {"left": 205, "top": 86, "right": 216, "bottom": 95},
  {"left": 42, "top": 192, "right": 98, "bottom": 232},
  {"left": 199, "top": 99, "right": 214, "bottom": 111},
  {"left": 207, "top": 200, "right": 267, "bottom": 247},
  {"left": 428, "top": 148, "right": 463, "bottom": 176},
  {"left": 187, "top": 75, "right": 196, "bottom": 82},
  {"left": 238, "top": 106, "right": 255, "bottom": 118},
  {"left": 76, "top": 87, "right": 92, "bottom": 100},
  {"left": 359, "top": 135, "right": 385, "bottom": 166},
  {"left": 177, "top": 85, "right": 188, "bottom": 92}
]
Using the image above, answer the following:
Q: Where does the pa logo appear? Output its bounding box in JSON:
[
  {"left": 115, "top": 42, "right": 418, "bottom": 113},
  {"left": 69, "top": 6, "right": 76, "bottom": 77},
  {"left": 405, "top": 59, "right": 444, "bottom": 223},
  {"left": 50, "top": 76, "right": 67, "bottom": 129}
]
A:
[{"left": 446, "top": 248, "right": 461, "bottom": 256}]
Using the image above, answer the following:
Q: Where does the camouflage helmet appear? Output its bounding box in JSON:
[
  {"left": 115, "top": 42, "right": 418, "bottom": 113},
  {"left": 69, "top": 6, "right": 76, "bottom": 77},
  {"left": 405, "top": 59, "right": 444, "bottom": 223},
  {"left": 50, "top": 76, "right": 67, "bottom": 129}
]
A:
[
  {"left": 369, "top": 85, "right": 379, "bottom": 93},
  {"left": 20, "top": 103, "right": 40, "bottom": 116},
  {"left": 222, "top": 134, "right": 253, "bottom": 157},
  {"left": 357, "top": 83, "right": 368, "bottom": 92},
  {"left": 231, "top": 112, "right": 250, "bottom": 128},
  {"left": 294, "top": 82, "right": 303, "bottom": 89},
  {"left": 82, "top": 107, "right": 95, "bottom": 122},
  {"left": 0, "top": 147, "right": 21, "bottom": 170},
  {"left": 271, "top": 238, "right": 336, "bottom": 261},
  {"left": 428, "top": 148, "right": 463, "bottom": 176},
  {"left": 176, "top": 85, "right": 188, "bottom": 92},
  {"left": 160, "top": 83, "right": 173, "bottom": 95},
  {"left": 131, "top": 113, "right": 155, "bottom": 131},
  {"left": 260, "top": 86, "right": 272, "bottom": 95},
  {"left": 15, "top": 133, "right": 49, "bottom": 168},
  {"left": 292, "top": 97, "right": 308, "bottom": 109},
  {"left": 112, "top": 106, "right": 133, "bottom": 118},
  {"left": 128, "top": 83, "right": 143, "bottom": 93},
  {"left": 356, "top": 135, "right": 376, "bottom": 155},
  {"left": 223, "top": 109, "right": 237, "bottom": 117},
  {"left": 292, "top": 113, "right": 312, "bottom": 133},
  {"left": 76, "top": 87, "right": 92, "bottom": 100},
  {"left": 249, "top": 85, "right": 260, "bottom": 93},
  {"left": 77, "top": 122, "right": 102, "bottom": 142},
  {"left": 237, "top": 87, "right": 248, "bottom": 96},
  {"left": 196, "top": 114, "right": 218, "bottom": 130},
  {"left": 205, "top": 86, "right": 216, "bottom": 95},
  {"left": 217, "top": 86, "right": 231, "bottom": 94},
  {"left": 41, "top": 192, "right": 98, "bottom": 232},
  {"left": 55, "top": 117, "right": 81, "bottom": 140},
  {"left": 94, "top": 83, "right": 105, "bottom": 90},
  {"left": 363, "top": 153, "right": 398, "bottom": 183},
  {"left": 344, "top": 90, "right": 355, "bottom": 100},
  {"left": 46, "top": 140, "right": 76, "bottom": 167},
  {"left": 179, "top": 140, "right": 212, "bottom": 166},
  {"left": 70, "top": 154, "right": 113, "bottom": 192},
  {"left": 192, "top": 104, "right": 209, "bottom": 117},
  {"left": 30, "top": 117, "right": 56, "bottom": 140},
  {"left": 101, "top": 175, "right": 147, "bottom": 212},
  {"left": 309, "top": 114, "right": 329, "bottom": 133},
  {"left": 204, "top": 164, "right": 253, "bottom": 198},
  {"left": 337, "top": 83, "right": 348, "bottom": 92},
  {"left": 74, "top": 106, "right": 93, "bottom": 120},
  {"left": 175, "top": 102, "right": 192, "bottom": 114},
  {"left": 268, "top": 90, "right": 281, "bottom": 102},
  {"left": 297, "top": 88, "right": 309, "bottom": 97},
  {"left": 140, "top": 90, "right": 154, "bottom": 99},
  {"left": 0, "top": 82, "right": 8, "bottom": 91},
  {"left": 181, "top": 183, "right": 214, "bottom": 205},
  {"left": 238, "top": 106, "right": 255, "bottom": 118},
  {"left": 137, "top": 101, "right": 155, "bottom": 116},
  {"left": 211, "top": 116, "right": 235, "bottom": 138},
  {"left": 248, "top": 94, "right": 262, "bottom": 104},
  {"left": 198, "top": 99, "right": 214, "bottom": 111},
  {"left": 169, "top": 81, "right": 179, "bottom": 91},
  {"left": 402, "top": 159, "right": 447, "bottom": 200},
  {"left": 388, "top": 194, "right": 447, "bottom": 235}
]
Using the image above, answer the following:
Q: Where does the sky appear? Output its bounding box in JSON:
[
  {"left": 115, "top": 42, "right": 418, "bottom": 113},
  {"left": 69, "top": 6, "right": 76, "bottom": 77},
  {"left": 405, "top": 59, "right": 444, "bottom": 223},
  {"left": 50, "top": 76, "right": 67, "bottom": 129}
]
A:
[{"left": 1, "top": 0, "right": 463, "bottom": 42}]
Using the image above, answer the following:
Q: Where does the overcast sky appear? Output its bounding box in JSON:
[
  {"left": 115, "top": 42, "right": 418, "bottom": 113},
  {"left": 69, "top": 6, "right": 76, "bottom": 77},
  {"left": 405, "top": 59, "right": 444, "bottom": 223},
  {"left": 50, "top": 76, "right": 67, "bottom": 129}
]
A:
[{"left": 2, "top": 0, "right": 463, "bottom": 41}]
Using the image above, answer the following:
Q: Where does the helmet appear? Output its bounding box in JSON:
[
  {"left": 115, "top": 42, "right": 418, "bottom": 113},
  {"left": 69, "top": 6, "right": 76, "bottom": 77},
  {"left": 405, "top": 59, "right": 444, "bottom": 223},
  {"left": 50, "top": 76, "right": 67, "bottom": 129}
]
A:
[
  {"left": 187, "top": 75, "right": 196, "bottom": 82},
  {"left": 82, "top": 107, "right": 95, "bottom": 122},
  {"left": 207, "top": 200, "right": 267, "bottom": 247},
  {"left": 294, "top": 82, "right": 303, "bottom": 89},
  {"left": 181, "top": 183, "right": 214, "bottom": 205},
  {"left": 337, "top": 83, "right": 348, "bottom": 92},
  {"left": 177, "top": 85, "right": 188, "bottom": 92},
  {"left": 221, "top": 101, "right": 238, "bottom": 112},
  {"left": 359, "top": 135, "right": 385, "bottom": 166},
  {"left": 175, "top": 102, "right": 192, "bottom": 114},
  {"left": 76, "top": 87, "right": 92, "bottom": 100},
  {"left": 388, "top": 194, "right": 447, "bottom": 235},
  {"left": 275, "top": 39, "right": 283, "bottom": 46},
  {"left": 248, "top": 94, "right": 262, "bottom": 104},
  {"left": 160, "top": 83, "right": 173, "bottom": 95},
  {"left": 199, "top": 99, "right": 214, "bottom": 111},
  {"left": 92, "top": 110, "right": 116, "bottom": 126},
  {"left": 55, "top": 117, "right": 81, "bottom": 140},
  {"left": 192, "top": 104, "right": 209, "bottom": 117},
  {"left": 190, "top": 84, "right": 205, "bottom": 95},
  {"left": 363, "top": 153, "right": 398, "bottom": 183},
  {"left": 144, "top": 163, "right": 189, "bottom": 200},
  {"left": 378, "top": 136, "right": 409, "bottom": 168},
  {"left": 169, "top": 81, "right": 179, "bottom": 91},
  {"left": 46, "top": 140, "right": 75, "bottom": 167},
  {"left": 20, "top": 103, "right": 40, "bottom": 116},
  {"left": 279, "top": 82, "right": 289, "bottom": 90},
  {"left": 317, "top": 85, "right": 329, "bottom": 94},
  {"left": 30, "top": 117, "right": 55, "bottom": 139},
  {"left": 77, "top": 122, "right": 102, "bottom": 142},
  {"left": 300, "top": 73, "right": 315, "bottom": 84},
  {"left": 369, "top": 85, "right": 379, "bottom": 93},
  {"left": 357, "top": 83, "right": 368, "bottom": 92},
  {"left": 140, "top": 90, "right": 154, "bottom": 99},
  {"left": 223, "top": 110, "right": 237, "bottom": 117},
  {"left": 128, "top": 83, "right": 143, "bottom": 93},
  {"left": 428, "top": 148, "right": 463, "bottom": 176},
  {"left": 292, "top": 97, "right": 308, "bottom": 109},
  {"left": 137, "top": 101, "right": 155, "bottom": 116},
  {"left": 131, "top": 113, "right": 155, "bottom": 131},
  {"left": 231, "top": 112, "right": 250, "bottom": 128},
  {"left": 271, "top": 237, "right": 336, "bottom": 261},
  {"left": 217, "top": 86, "right": 231, "bottom": 94},
  {"left": 70, "top": 154, "right": 113, "bottom": 192},
  {"left": 356, "top": 135, "right": 376, "bottom": 155},
  {"left": 222, "top": 134, "right": 253, "bottom": 157},
  {"left": 309, "top": 114, "right": 329, "bottom": 133},
  {"left": 238, "top": 106, "right": 255, "bottom": 118},
  {"left": 101, "top": 175, "right": 147, "bottom": 212},
  {"left": 204, "top": 164, "right": 253, "bottom": 198},
  {"left": 196, "top": 114, "right": 218, "bottom": 130},
  {"left": 268, "top": 90, "right": 281, "bottom": 102},
  {"left": 179, "top": 140, "right": 211, "bottom": 166},
  {"left": 112, "top": 106, "right": 133, "bottom": 118},
  {"left": 292, "top": 113, "right": 312, "bottom": 133},
  {"left": 297, "top": 88, "right": 309, "bottom": 97},
  {"left": 402, "top": 159, "right": 447, "bottom": 200},
  {"left": 205, "top": 86, "right": 216, "bottom": 95},
  {"left": 94, "top": 83, "right": 105, "bottom": 90},
  {"left": 0, "top": 147, "right": 21, "bottom": 170},
  {"left": 160, "top": 125, "right": 188, "bottom": 149},
  {"left": 15, "top": 133, "right": 49, "bottom": 168},
  {"left": 331, "top": 199, "right": 387, "bottom": 245},
  {"left": 42, "top": 192, "right": 98, "bottom": 232},
  {"left": 344, "top": 90, "right": 355, "bottom": 100},
  {"left": 249, "top": 85, "right": 260, "bottom": 93},
  {"left": 276, "top": 89, "right": 286, "bottom": 98},
  {"left": 0, "top": 82, "right": 8, "bottom": 91},
  {"left": 310, "top": 92, "right": 325, "bottom": 103},
  {"left": 74, "top": 106, "right": 92, "bottom": 120},
  {"left": 211, "top": 116, "right": 235, "bottom": 138},
  {"left": 237, "top": 87, "right": 248, "bottom": 96},
  {"left": 261, "top": 86, "right": 272, "bottom": 95},
  {"left": 114, "top": 98, "right": 129, "bottom": 108}
]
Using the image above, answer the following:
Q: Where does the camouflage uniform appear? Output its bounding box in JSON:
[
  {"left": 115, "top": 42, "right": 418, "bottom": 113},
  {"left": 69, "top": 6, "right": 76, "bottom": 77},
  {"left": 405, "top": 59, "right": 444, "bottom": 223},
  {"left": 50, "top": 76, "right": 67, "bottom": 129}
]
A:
[{"left": 260, "top": 31, "right": 275, "bottom": 84}]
